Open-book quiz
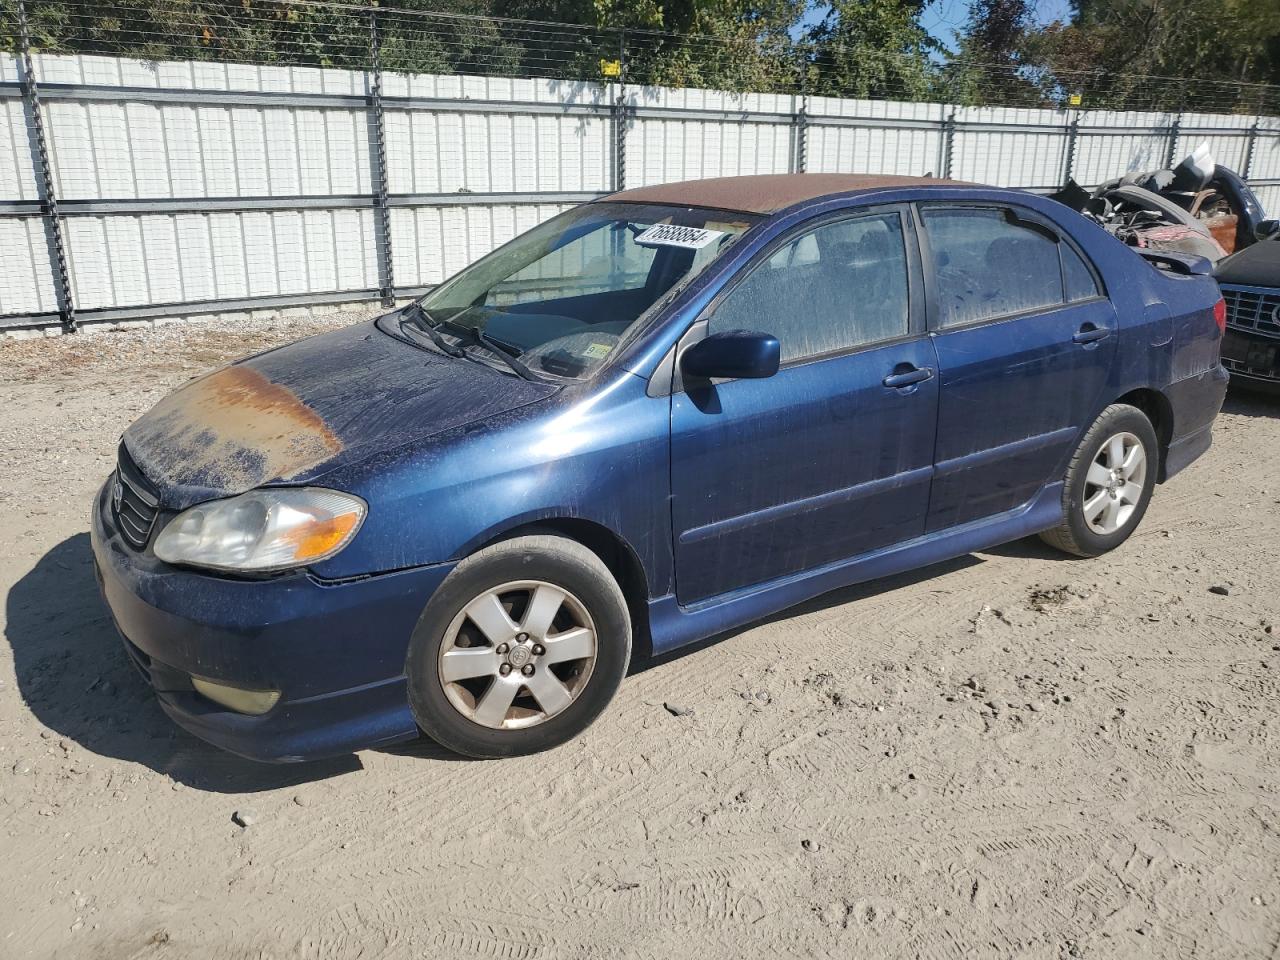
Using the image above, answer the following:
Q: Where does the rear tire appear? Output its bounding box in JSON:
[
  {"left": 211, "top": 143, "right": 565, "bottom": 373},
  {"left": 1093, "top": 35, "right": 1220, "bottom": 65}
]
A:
[
  {"left": 1039, "top": 403, "right": 1158, "bottom": 558},
  {"left": 406, "top": 535, "right": 631, "bottom": 759}
]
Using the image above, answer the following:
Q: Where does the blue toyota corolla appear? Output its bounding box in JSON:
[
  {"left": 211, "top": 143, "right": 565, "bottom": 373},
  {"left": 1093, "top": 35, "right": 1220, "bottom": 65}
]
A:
[{"left": 91, "top": 173, "right": 1229, "bottom": 761}]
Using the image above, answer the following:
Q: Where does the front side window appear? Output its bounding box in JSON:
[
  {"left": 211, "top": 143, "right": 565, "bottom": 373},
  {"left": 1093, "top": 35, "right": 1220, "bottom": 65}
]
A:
[
  {"left": 708, "top": 212, "right": 911, "bottom": 364},
  {"left": 923, "top": 207, "right": 1066, "bottom": 328},
  {"left": 418, "top": 203, "right": 758, "bottom": 379}
]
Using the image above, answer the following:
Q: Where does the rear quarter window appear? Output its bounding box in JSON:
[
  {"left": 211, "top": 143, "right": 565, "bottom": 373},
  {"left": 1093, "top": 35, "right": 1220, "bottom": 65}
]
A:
[{"left": 1062, "top": 242, "right": 1101, "bottom": 301}]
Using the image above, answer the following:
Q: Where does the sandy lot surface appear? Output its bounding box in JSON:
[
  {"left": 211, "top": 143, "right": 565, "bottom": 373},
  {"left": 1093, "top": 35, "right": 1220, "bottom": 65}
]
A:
[{"left": 1, "top": 314, "right": 1279, "bottom": 960}]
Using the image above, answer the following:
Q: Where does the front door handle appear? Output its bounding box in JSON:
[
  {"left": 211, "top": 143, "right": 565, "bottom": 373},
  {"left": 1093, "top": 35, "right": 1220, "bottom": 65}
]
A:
[
  {"left": 883, "top": 365, "right": 934, "bottom": 389},
  {"left": 1072, "top": 323, "right": 1110, "bottom": 344}
]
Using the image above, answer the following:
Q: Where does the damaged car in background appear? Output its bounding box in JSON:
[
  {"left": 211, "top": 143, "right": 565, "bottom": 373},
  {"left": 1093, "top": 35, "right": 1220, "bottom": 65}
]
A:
[
  {"left": 1216, "top": 217, "right": 1280, "bottom": 391},
  {"left": 1052, "top": 142, "right": 1274, "bottom": 262}
]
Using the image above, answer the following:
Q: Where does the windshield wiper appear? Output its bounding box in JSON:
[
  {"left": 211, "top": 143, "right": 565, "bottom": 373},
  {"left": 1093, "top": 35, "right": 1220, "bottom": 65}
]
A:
[
  {"left": 456, "top": 325, "right": 542, "bottom": 382},
  {"left": 402, "top": 302, "right": 465, "bottom": 358}
]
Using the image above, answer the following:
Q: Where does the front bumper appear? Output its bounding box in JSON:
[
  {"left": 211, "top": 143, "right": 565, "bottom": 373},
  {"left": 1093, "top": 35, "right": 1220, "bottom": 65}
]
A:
[
  {"left": 1222, "top": 326, "right": 1280, "bottom": 390},
  {"left": 90, "top": 478, "right": 454, "bottom": 762}
]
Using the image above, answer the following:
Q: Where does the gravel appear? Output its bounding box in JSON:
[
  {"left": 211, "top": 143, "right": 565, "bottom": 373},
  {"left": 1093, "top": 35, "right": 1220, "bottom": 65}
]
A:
[{"left": 2, "top": 314, "right": 1280, "bottom": 959}]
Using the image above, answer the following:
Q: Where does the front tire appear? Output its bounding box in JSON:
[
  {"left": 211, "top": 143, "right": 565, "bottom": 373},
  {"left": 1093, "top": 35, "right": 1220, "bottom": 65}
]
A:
[
  {"left": 1039, "top": 403, "right": 1158, "bottom": 558},
  {"left": 406, "top": 535, "right": 631, "bottom": 758}
]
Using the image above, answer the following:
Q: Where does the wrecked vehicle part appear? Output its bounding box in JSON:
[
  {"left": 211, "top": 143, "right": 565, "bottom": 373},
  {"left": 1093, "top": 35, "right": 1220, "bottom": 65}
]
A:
[
  {"left": 1120, "top": 222, "right": 1227, "bottom": 262},
  {"left": 1066, "top": 183, "right": 1227, "bottom": 262},
  {"left": 1169, "top": 142, "right": 1215, "bottom": 194},
  {"left": 1102, "top": 184, "right": 1214, "bottom": 237},
  {"left": 1215, "top": 233, "right": 1280, "bottom": 391},
  {"left": 1049, "top": 180, "right": 1091, "bottom": 212},
  {"left": 1202, "top": 165, "right": 1268, "bottom": 253},
  {"left": 1056, "top": 145, "right": 1267, "bottom": 261}
]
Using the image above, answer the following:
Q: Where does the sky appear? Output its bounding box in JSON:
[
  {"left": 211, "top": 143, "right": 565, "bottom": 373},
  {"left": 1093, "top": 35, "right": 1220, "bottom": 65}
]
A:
[{"left": 798, "top": 0, "right": 1076, "bottom": 53}]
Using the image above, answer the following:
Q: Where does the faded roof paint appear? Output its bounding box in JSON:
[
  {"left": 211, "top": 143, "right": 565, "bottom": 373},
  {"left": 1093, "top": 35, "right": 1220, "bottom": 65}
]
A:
[{"left": 601, "top": 173, "right": 972, "bottom": 215}]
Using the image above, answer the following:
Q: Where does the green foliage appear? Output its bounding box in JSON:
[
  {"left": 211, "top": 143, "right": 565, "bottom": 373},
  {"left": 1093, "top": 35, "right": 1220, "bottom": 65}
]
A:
[
  {"left": 942, "top": 0, "right": 1041, "bottom": 106},
  {"left": 804, "top": 0, "right": 941, "bottom": 99},
  {"left": 2, "top": 0, "right": 1276, "bottom": 111},
  {"left": 991, "top": 0, "right": 1280, "bottom": 110}
]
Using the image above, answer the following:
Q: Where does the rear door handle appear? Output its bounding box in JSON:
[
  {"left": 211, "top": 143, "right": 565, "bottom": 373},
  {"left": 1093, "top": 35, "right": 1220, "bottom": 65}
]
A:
[
  {"left": 883, "top": 365, "right": 934, "bottom": 388},
  {"left": 1072, "top": 324, "right": 1111, "bottom": 344}
]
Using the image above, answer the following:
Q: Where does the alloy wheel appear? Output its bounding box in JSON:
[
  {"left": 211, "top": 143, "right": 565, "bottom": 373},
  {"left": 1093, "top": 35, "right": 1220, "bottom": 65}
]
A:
[
  {"left": 437, "top": 580, "right": 598, "bottom": 730},
  {"left": 1082, "top": 431, "right": 1147, "bottom": 535}
]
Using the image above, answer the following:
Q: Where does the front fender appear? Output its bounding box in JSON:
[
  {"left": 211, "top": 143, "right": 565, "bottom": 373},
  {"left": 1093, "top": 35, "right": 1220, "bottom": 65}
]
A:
[{"left": 307, "top": 371, "right": 674, "bottom": 597}]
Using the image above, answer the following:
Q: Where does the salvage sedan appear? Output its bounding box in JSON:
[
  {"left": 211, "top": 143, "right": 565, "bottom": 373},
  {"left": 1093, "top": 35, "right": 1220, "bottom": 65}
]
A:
[{"left": 91, "top": 173, "right": 1229, "bottom": 761}]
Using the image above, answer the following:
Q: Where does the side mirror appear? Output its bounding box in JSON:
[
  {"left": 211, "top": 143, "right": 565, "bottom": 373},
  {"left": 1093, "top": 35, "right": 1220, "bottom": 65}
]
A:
[
  {"left": 680, "top": 330, "right": 780, "bottom": 381},
  {"left": 1255, "top": 219, "right": 1280, "bottom": 241}
]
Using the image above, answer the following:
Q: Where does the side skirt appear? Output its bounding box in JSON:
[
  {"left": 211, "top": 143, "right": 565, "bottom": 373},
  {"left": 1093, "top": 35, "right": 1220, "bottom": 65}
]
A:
[{"left": 646, "top": 481, "right": 1065, "bottom": 656}]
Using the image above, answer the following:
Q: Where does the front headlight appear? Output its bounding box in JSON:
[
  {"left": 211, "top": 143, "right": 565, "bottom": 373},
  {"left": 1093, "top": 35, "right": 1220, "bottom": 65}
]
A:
[{"left": 153, "top": 488, "right": 366, "bottom": 573}]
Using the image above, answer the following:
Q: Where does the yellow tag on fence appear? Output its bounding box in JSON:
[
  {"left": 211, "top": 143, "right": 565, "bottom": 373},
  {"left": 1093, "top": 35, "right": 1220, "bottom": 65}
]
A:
[
  {"left": 600, "top": 59, "right": 622, "bottom": 78},
  {"left": 1068, "top": 93, "right": 1082, "bottom": 107}
]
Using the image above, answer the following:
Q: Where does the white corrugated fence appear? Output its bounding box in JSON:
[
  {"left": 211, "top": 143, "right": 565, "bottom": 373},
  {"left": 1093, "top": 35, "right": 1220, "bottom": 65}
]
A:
[{"left": 1, "top": 51, "right": 1278, "bottom": 330}]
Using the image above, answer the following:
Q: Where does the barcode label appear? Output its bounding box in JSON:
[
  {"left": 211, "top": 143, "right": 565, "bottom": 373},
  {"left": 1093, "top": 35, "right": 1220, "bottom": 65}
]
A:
[{"left": 634, "top": 224, "right": 726, "bottom": 249}]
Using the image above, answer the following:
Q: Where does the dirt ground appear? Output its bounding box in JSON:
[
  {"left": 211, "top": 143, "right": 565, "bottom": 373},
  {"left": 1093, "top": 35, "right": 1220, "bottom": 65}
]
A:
[{"left": 1, "top": 313, "right": 1279, "bottom": 960}]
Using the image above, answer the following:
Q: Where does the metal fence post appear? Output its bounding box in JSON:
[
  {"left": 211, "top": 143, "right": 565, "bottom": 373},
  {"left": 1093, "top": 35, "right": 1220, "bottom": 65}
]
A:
[
  {"left": 1164, "top": 112, "right": 1182, "bottom": 171},
  {"left": 612, "top": 30, "right": 629, "bottom": 191},
  {"left": 1242, "top": 120, "right": 1259, "bottom": 181},
  {"left": 16, "top": 0, "right": 76, "bottom": 332},
  {"left": 367, "top": 7, "right": 396, "bottom": 308},
  {"left": 1062, "top": 112, "right": 1080, "bottom": 185},
  {"left": 941, "top": 110, "right": 957, "bottom": 180},
  {"left": 793, "top": 66, "right": 808, "bottom": 174}
]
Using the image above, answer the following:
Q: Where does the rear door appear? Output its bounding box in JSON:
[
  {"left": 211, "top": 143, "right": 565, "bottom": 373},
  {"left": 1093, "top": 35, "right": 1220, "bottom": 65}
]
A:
[
  {"left": 669, "top": 206, "right": 939, "bottom": 604},
  {"left": 919, "top": 204, "right": 1117, "bottom": 531}
]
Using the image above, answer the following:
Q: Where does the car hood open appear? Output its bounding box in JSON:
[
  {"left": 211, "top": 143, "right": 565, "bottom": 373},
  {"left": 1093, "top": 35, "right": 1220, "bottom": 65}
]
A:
[{"left": 123, "top": 319, "right": 557, "bottom": 508}]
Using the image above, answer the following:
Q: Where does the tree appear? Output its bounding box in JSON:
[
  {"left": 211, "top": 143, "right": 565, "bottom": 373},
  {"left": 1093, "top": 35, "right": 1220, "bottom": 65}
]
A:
[
  {"left": 961, "top": 0, "right": 1029, "bottom": 66},
  {"left": 1019, "top": 0, "right": 1280, "bottom": 111},
  {"left": 803, "top": 0, "right": 942, "bottom": 100},
  {"left": 943, "top": 0, "right": 1042, "bottom": 105}
]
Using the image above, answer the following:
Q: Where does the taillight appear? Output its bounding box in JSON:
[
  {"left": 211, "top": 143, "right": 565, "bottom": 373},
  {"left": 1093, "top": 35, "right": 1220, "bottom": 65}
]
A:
[{"left": 1213, "top": 298, "right": 1226, "bottom": 333}]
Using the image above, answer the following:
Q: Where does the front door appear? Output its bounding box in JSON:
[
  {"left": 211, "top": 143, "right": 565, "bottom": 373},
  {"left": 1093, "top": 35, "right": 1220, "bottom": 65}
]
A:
[
  {"left": 670, "top": 208, "right": 939, "bottom": 605},
  {"left": 918, "top": 204, "right": 1119, "bottom": 531}
]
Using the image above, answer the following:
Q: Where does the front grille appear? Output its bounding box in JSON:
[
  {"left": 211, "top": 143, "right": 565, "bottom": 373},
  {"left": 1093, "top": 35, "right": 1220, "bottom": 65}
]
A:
[
  {"left": 114, "top": 444, "right": 160, "bottom": 549},
  {"left": 1222, "top": 284, "right": 1280, "bottom": 339}
]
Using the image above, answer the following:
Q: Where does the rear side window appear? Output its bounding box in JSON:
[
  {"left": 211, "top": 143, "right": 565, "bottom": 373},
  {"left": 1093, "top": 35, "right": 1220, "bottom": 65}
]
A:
[
  {"left": 1061, "top": 242, "right": 1100, "bottom": 301},
  {"left": 709, "top": 212, "right": 911, "bottom": 363},
  {"left": 923, "top": 207, "right": 1065, "bottom": 327}
]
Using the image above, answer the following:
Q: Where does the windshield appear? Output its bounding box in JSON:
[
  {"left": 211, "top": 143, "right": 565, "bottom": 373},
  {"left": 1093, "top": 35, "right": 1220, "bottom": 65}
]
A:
[{"left": 416, "top": 202, "right": 759, "bottom": 379}]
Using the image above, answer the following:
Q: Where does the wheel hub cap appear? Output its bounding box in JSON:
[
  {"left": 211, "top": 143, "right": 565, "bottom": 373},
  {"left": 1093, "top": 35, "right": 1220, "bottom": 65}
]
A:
[
  {"left": 436, "top": 580, "right": 599, "bottom": 731},
  {"left": 1082, "top": 431, "right": 1147, "bottom": 535}
]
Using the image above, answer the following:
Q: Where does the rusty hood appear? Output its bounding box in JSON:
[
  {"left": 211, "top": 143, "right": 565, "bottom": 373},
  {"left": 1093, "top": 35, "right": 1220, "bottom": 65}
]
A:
[{"left": 123, "top": 319, "right": 558, "bottom": 507}]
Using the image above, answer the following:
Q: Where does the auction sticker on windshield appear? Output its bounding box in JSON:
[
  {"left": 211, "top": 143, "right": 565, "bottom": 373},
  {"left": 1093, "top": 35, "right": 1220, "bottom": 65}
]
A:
[{"left": 635, "top": 224, "right": 726, "bottom": 249}]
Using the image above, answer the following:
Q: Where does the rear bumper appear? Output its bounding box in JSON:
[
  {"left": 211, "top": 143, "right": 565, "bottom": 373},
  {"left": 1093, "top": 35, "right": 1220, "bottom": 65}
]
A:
[
  {"left": 90, "top": 477, "right": 454, "bottom": 762},
  {"left": 1162, "top": 362, "right": 1229, "bottom": 481}
]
